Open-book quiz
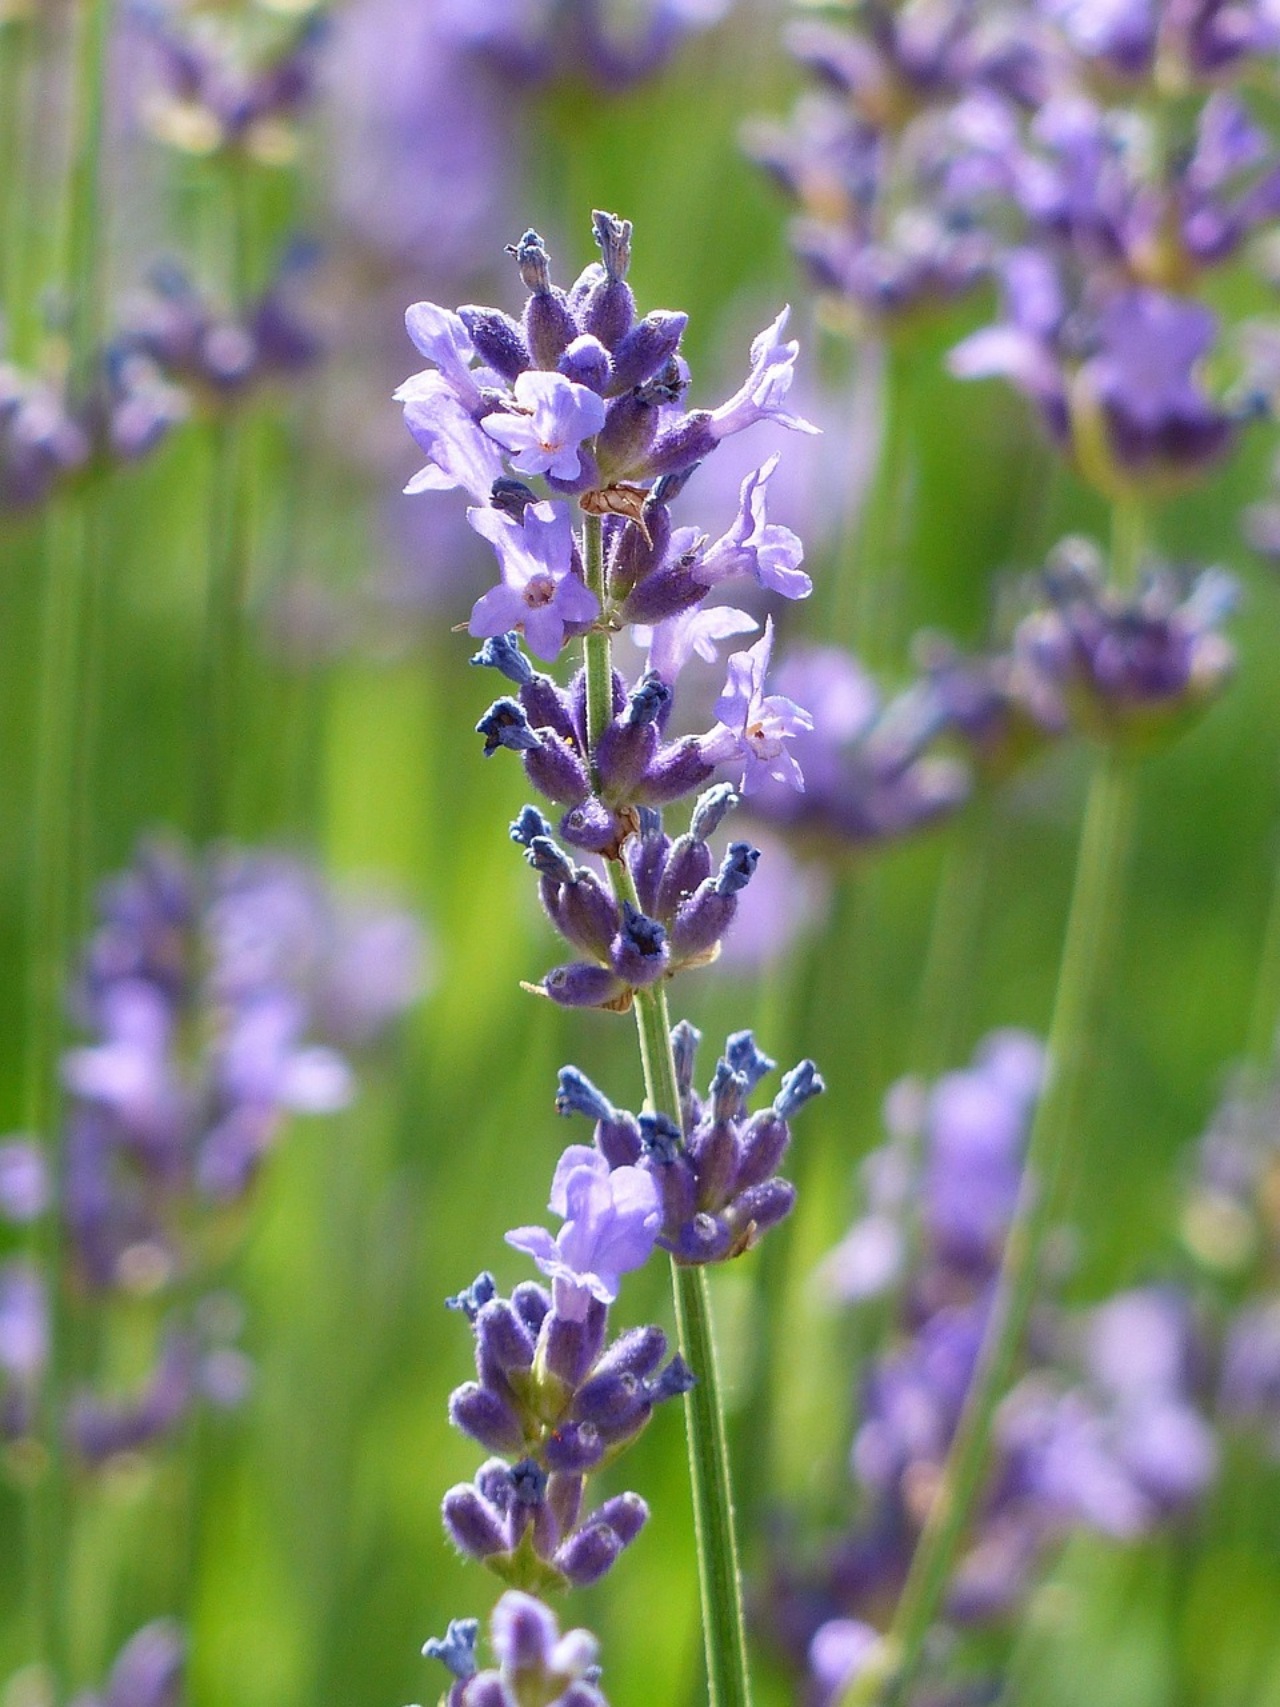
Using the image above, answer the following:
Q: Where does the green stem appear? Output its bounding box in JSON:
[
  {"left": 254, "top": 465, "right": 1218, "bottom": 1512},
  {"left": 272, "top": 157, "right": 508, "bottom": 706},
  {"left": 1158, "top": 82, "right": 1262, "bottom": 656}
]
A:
[
  {"left": 196, "top": 415, "right": 251, "bottom": 842},
  {"left": 584, "top": 537, "right": 752, "bottom": 1707},
  {"left": 829, "top": 338, "right": 913, "bottom": 667},
  {"left": 847, "top": 748, "right": 1138, "bottom": 1707},
  {"left": 1244, "top": 834, "right": 1280, "bottom": 1075},
  {"left": 910, "top": 810, "right": 991, "bottom": 1083},
  {"left": 25, "top": 6, "right": 113, "bottom": 1698}
]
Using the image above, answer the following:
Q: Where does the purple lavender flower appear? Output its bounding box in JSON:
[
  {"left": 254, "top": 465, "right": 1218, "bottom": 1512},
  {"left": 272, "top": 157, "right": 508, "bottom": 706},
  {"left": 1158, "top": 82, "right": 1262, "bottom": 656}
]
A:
[
  {"left": 468, "top": 501, "right": 599, "bottom": 661},
  {"left": 704, "top": 619, "right": 815, "bottom": 796},
  {"left": 636, "top": 605, "right": 759, "bottom": 685},
  {"left": 708, "top": 309, "right": 820, "bottom": 443},
  {"left": 0, "top": 1138, "right": 49, "bottom": 1223},
  {"left": 427, "top": 1592, "right": 608, "bottom": 1707},
  {"left": 808, "top": 1618, "right": 882, "bottom": 1707},
  {"left": 72, "top": 1619, "right": 185, "bottom": 1707},
  {"left": 506, "top": 1147, "right": 661, "bottom": 1319},
  {"left": 482, "top": 372, "right": 609, "bottom": 480},
  {"left": 691, "top": 457, "right": 811, "bottom": 599}
]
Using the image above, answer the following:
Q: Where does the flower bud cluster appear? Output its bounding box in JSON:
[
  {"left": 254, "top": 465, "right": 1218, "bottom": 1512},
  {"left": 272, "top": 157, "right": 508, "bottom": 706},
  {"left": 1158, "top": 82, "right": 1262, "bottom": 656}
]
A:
[
  {"left": 442, "top": 1133, "right": 691, "bottom": 1591},
  {"left": 425, "top": 1591, "right": 608, "bottom": 1707},
  {"left": 555, "top": 1023, "right": 823, "bottom": 1263},
  {"left": 507, "top": 781, "right": 761, "bottom": 1010},
  {"left": 1013, "top": 538, "right": 1237, "bottom": 746}
]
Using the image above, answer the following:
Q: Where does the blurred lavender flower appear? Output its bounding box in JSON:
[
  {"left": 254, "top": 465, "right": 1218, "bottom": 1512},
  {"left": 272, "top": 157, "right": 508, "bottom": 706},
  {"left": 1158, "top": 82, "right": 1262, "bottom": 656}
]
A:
[
  {"left": 1013, "top": 536, "right": 1237, "bottom": 744},
  {"left": 130, "top": 0, "right": 325, "bottom": 164},
  {"left": 766, "top": 1032, "right": 1219, "bottom": 1695},
  {"left": 71, "top": 1619, "right": 185, "bottom": 1707},
  {"left": 1, "top": 839, "right": 425, "bottom": 1461},
  {"left": 740, "top": 642, "right": 970, "bottom": 854},
  {"left": 437, "top": 0, "right": 734, "bottom": 91}
]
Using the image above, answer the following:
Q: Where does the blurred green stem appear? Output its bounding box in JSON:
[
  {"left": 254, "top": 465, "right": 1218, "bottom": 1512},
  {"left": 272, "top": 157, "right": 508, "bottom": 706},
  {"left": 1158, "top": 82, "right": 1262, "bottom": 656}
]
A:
[
  {"left": 1245, "top": 839, "right": 1280, "bottom": 1074},
  {"left": 910, "top": 810, "right": 990, "bottom": 1082},
  {"left": 845, "top": 510, "right": 1147, "bottom": 1707},
  {"left": 584, "top": 519, "right": 752, "bottom": 1707},
  {"left": 830, "top": 337, "right": 913, "bottom": 667},
  {"left": 25, "top": 3, "right": 113, "bottom": 1699}
]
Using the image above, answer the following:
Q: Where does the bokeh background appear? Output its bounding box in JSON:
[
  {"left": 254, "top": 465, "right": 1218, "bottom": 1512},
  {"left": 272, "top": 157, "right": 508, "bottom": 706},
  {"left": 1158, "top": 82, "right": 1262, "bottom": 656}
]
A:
[{"left": 2, "top": 3, "right": 1280, "bottom": 1705}]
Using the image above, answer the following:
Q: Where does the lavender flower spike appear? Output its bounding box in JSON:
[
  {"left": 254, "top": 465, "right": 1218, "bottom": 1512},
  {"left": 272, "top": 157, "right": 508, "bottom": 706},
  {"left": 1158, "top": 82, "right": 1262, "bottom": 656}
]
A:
[
  {"left": 432, "top": 1593, "right": 609, "bottom": 1707},
  {"left": 703, "top": 617, "right": 814, "bottom": 795},
  {"left": 468, "top": 501, "right": 599, "bottom": 662},
  {"left": 506, "top": 1147, "right": 661, "bottom": 1321},
  {"left": 482, "top": 371, "right": 608, "bottom": 480},
  {"left": 709, "top": 308, "right": 820, "bottom": 441}
]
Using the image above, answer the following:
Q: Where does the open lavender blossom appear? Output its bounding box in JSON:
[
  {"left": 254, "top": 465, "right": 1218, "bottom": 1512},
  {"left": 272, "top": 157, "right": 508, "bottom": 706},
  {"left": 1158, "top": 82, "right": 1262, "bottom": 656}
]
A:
[
  {"left": 554, "top": 1023, "right": 822, "bottom": 1263},
  {"left": 425, "top": 1591, "right": 608, "bottom": 1707}
]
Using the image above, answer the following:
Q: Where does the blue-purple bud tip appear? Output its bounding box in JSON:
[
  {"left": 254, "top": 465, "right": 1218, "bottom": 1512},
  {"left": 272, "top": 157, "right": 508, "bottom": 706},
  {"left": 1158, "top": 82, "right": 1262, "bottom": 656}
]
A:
[
  {"left": 625, "top": 671, "right": 672, "bottom": 728},
  {"left": 507, "top": 229, "right": 552, "bottom": 293},
  {"left": 725, "top": 1031, "right": 776, "bottom": 1093},
  {"left": 510, "top": 1457, "right": 548, "bottom": 1505},
  {"left": 526, "top": 836, "right": 576, "bottom": 883},
  {"left": 671, "top": 1020, "right": 702, "bottom": 1094},
  {"left": 774, "top": 1059, "right": 825, "bottom": 1119},
  {"left": 592, "top": 210, "right": 632, "bottom": 281},
  {"left": 639, "top": 1112, "right": 682, "bottom": 1164},
  {"left": 621, "top": 901, "right": 666, "bottom": 956},
  {"left": 647, "top": 1354, "right": 697, "bottom": 1403},
  {"left": 446, "top": 1272, "right": 498, "bottom": 1321},
  {"left": 715, "top": 842, "right": 760, "bottom": 896},
  {"left": 423, "top": 1618, "right": 479, "bottom": 1681},
  {"left": 477, "top": 699, "right": 541, "bottom": 757},
  {"left": 511, "top": 805, "right": 553, "bottom": 847},
  {"left": 555, "top": 1066, "right": 615, "bottom": 1123},
  {"left": 472, "top": 631, "right": 534, "bottom": 686},
  {"left": 690, "top": 783, "right": 738, "bottom": 842}
]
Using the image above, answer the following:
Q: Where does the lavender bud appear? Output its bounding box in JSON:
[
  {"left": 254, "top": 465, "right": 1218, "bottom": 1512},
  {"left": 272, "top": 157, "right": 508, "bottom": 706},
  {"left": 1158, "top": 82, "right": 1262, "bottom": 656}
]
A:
[
  {"left": 423, "top": 1618, "right": 479, "bottom": 1680},
  {"left": 735, "top": 1110, "right": 790, "bottom": 1191},
  {"left": 774, "top": 1060, "right": 825, "bottom": 1119},
  {"left": 477, "top": 699, "right": 540, "bottom": 757},
  {"left": 694, "top": 1120, "right": 740, "bottom": 1207},
  {"left": 458, "top": 306, "right": 530, "bottom": 384},
  {"left": 557, "top": 874, "right": 623, "bottom": 962},
  {"left": 510, "top": 1457, "right": 547, "bottom": 1506},
  {"left": 443, "top": 1485, "right": 507, "bottom": 1560},
  {"left": 634, "top": 737, "right": 717, "bottom": 806},
  {"left": 543, "top": 963, "right": 628, "bottom": 1009},
  {"left": 716, "top": 843, "right": 760, "bottom": 896},
  {"left": 449, "top": 1382, "right": 526, "bottom": 1454},
  {"left": 639, "top": 1113, "right": 682, "bottom": 1163},
  {"left": 619, "top": 560, "right": 705, "bottom": 626},
  {"left": 473, "top": 631, "right": 534, "bottom": 685},
  {"left": 559, "top": 334, "right": 611, "bottom": 394},
  {"left": 547, "top": 1472, "right": 584, "bottom": 1537},
  {"left": 709, "top": 1062, "right": 748, "bottom": 1123},
  {"left": 525, "top": 732, "right": 592, "bottom": 807},
  {"left": 544, "top": 1421, "right": 605, "bottom": 1472},
  {"left": 446, "top": 1272, "right": 498, "bottom": 1321},
  {"left": 608, "top": 310, "right": 688, "bottom": 396},
  {"left": 511, "top": 1283, "right": 551, "bottom": 1336},
  {"left": 671, "top": 1022, "right": 702, "bottom": 1096},
  {"left": 560, "top": 798, "right": 623, "bottom": 854},
  {"left": 731, "top": 1180, "right": 796, "bottom": 1243},
  {"left": 510, "top": 805, "right": 553, "bottom": 847},
  {"left": 596, "top": 711, "right": 661, "bottom": 799},
  {"left": 493, "top": 1588, "right": 558, "bottom": 1674},
  {"left": 508, "top": 231, "right": 578, "bottom": 369},
  {"left": 596, "top": 392, "right": 662, "bottom": 481},
  {"left": 526, "top": 836, "right": 577, "bottom": 883},
  {"left": 543, "top": 1300, "right": 608, "bottom": 1388},
  {"left": 584, "top": 211, "right": 635, "bottom": 349},
  {"left": 643, "top": 411, "right": 717, "bottom": 480},
  {"left": 655, "top": 836, "right": 713, "bottom": 923},
  {"left": 670, "top": 880, "right": 735, "bottom": 962},
  {"left": 725, "top": 1032, "right": 776, "bottom": 1093},
  {"left": 573, "top": 1369, "right": 648, "bottom": 1432},
  {"left": 519, "top": 675, "right": 577, "bottom": 743},
  {"left": 627, "top": 814, "right": 670, "bottom": 913},
  {"left": 555, "top": 1068, "right": 615, "bottom": 1122},
  {"left": 610, "top": 905, "right": 670, "bottom": 987},
  {"left": 556, "top": 1523, "right": 623, "bottom": 1587},
  {"left": 465, "top": 1678, "right": 511, "bottom": 1707},
  {"left": 591, "top": 1324, "right": 668, "bottom": 1382},
  {"left": 647, "top": 1355, "right": 696, "bottom": 1403},
  {"left": 690, "top": 784, "right": 738, "bottom": 842},
  {"left": 475, "top": 1300, "right": 536, "bottom": 1375},
  {"left": 594, "top": 1490, "right": 648, "bottom": 1546},
  {"left": 608, "top": 499, "right": 671, "bottom": 599},
  {"left": 596, "top": 1110, "right": 643, "bottom": 1168}
]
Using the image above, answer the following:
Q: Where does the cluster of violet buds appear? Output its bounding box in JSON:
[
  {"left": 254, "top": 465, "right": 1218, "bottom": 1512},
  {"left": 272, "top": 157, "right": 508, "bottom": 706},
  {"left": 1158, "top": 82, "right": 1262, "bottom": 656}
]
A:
[{"left": 0, "top": 838, "right": 425, "bottom": 1464}]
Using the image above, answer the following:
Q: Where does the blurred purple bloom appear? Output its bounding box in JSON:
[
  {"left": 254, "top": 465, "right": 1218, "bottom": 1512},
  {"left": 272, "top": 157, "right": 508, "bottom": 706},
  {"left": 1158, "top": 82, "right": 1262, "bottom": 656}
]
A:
[
  {"left": 0, "top": 1138, "right": 49, "bottom": 1223},
  {"left": 634, "top": 604, "right": 758, "bottom": 685},
  {"left": 809, "top": 1619, "right": 881, "bottom": 1707},
  {"left": 400, "top": 375, "right": 507, "bottom": 501},
  {"left": 468, "top": 500, "right": 599, "bottom": 661},
  {"left": 0, "top": 1262, "right": 48, "bottom": 1385},
  {"left": 440, "top": 1592, "right": 608, "bottom": 1707},
  {"left": 507, "top": 1147, "right": 661, "bottom": 1319}
]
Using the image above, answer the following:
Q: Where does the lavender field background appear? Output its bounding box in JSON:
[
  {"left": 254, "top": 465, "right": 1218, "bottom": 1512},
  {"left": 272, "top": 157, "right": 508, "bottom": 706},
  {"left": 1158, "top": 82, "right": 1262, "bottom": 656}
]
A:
[{"left": 3, "top": 3, "right": 1280, "bottom": 1706}]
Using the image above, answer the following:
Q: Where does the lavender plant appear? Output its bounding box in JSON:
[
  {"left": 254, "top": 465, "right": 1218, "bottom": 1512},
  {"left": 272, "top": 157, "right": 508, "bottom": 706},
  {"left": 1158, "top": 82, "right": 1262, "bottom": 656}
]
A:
[{"left": 399, "top": 211, "right": 829, "bottom": 1707}]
